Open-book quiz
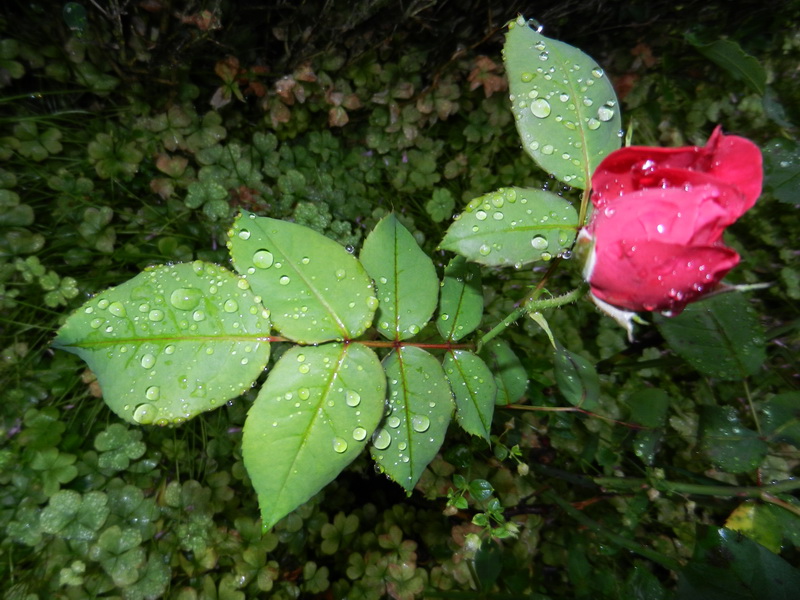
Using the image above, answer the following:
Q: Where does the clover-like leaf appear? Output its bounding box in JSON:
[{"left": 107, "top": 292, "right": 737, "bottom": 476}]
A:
[
  {"left": 360, "top": 214, "right": 438, "bottom": 340},
  {"left": 243, "top": 343, "right": 386, "bottom": 531},
  {"left": 437, "top": 256, "right": 483, "bottom": 342},
  {"left": 94, "top": 423, "right": 146, "bottom": 472},
  {"left": 40, "top": 490, "right": 109, "bottom": 541},
  {"left": 53, "top": 261, "right": 271, "bottom": 425},
  {"left": 441, "top": 187, "right": 578, "bottom": 267},
  {"left": 229, "top": 211, "right": 377, "bottom": 344},
  {"left": 443, "top": 350, "right": 496, "bottom": 440},
  {"left": 371, "top": 347, "right": 454, "bottom": 492},
  {"left": 90, "top": 525, "right": 145, "bottom": 587},
  {"left": 504, "top": 16, "right": 622, "bottom": 188}
]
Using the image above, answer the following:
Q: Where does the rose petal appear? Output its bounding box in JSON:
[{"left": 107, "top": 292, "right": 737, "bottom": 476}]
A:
[
  {"left": 704, "top": 127, "right": 763, "bottom": 211},
  {"left": 588, "top": 240, "right": 740, "bottom": 313},
  {"left": 587, "top": 186, "right": 732, "bottom": 247}
]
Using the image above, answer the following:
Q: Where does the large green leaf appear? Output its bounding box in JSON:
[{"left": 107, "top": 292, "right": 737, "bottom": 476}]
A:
[
  {"left": 760, "top": 392, "right": 800, "bottom": 446},
  {"left": 677, "top": 527, "right": 800, "bottom": 599},
  {"left": 440, "top": 187, "right": 577, "bottom": 267},
  {"left": 359, "top": 213, "right": 438, "bottom": 341},
  {"left": 437, "top": 256, "right": 483, "bottom": 342},
  {"left": 655, "top": 293, "right": 766, "bottom": 380},
  {"left": 371, "top": 347, "right": 454, "bottom": 492},
  {"left": 504, "top": 16, "right": 622, "bottom": 189},
  {"left": 243, "top": 343, "right": 386, "bottom": 531},
  {"left": 480, "top": 339, "right": 528, "bottom": 405},
  {"left": 686, "top": 34, "right": 766, "bottom": 95},
  {"left": 228, "top": 211, "right": 377, "bottom": 344},
  {"left": 53, "top": 262, "right": 271, "bottom": 425},
  {"left": 699, "top": 406, "right": 767, "bottom": 474},
  {"left": 443, "top": 350, "right": 496, "bottom": 440},
  {"left": 554, "top": 344, "right": 600, "bottom": 412}
]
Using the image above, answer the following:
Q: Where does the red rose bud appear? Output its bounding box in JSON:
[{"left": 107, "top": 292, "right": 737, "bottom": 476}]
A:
[{"left": 581, "top": 127, "right": 762, "bottom": 331}]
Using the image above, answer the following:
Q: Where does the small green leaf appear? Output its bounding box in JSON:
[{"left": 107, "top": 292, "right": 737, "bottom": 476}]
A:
[
  {"left": 699, "top": 406, "right": 767, "bottom": 474},
  {"left": 443, "top": 350, "right": 496, "bottom": 440},
  {"left": 440, "top": 187, "right": 577, "bottom": 267},
  {"left": 760, "top": 392, "right": 800, "bottom": 446},
  {"left": 725, "top": 501, "right": 784, "bottom": 554},
  {"left": 655, "top": 293, "right": 766, "bottom": 380},
  {"left": 504, "top": 16, "right": 622, "bottom": 188},
  {"left": 243, "top": 343, "right": 386, "bottom": 531},
  {"left": 437, "top": 256, "right": 483, "bottom": 342},
  {"left": 40, "top": 490, "right": 109, "bottom": 541},
  {"left": 426, "top": 188, "right": 455, "bottom": 223},
  {"left": 90, "top": 525, "right": 145, "bottom": 587},
  {"left": 686, "top": 34, "right": 766, "bottom": 95},
  {"left": 53, "top": 261, "right": 271, "bottom": 425},
  {"left": 229, "top": 211, "right": 377, "bottom": 344},
  {"left": 480, "top": 339, "right": 528, "bottom": 405},
  {"left": 371, "top": 347, "right": 454, "bottom": 492},
  {"left": 359, "top": 213, "right": 438, "bottom": 341},
  {"left": 554, "top": 344, "right": 600, "bottom": 411}
]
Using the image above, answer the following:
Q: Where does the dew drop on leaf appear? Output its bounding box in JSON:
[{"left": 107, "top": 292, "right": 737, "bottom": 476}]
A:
[
  {"left": 412, "top": 415, "right": 431, "bottom": 433},
  {"left": 332, "top": 437, "right": 348, "bottom": 453},
  {"left": 279, "top": 276, "right": 290, "bottom": 286},
  {"left": 531, "top": 236, "right": 548, "bottom": 250},
  {"left": 223, "top": 298, "right": 239, "bottom": 313},
  {"left": 346, "top": 390, "right": 361, "bottom": 407},
  {"left": 169, "top": 288, "right": 202, "bottom": 311},
  {"left": 252, "top": 249, "right": 274, "bottom": 269},
  {"left": 372, "top": 428, "right": 391, "bottom": 449},
  {"left": 530, "top": 98, "right": 551, "bottom": 118},
  {"left": 108, "top": 301, "right": 126, "bottom": 317},
  {"left": 145, "top": 386, "right": 160, "bottom": 401},
  {"left": 238, "top": 229, "right": 251, "bottom": 240},
  {"left": 133, "top": 403, "right": 156, "bottom": 424},
  {"left": 140, "top": 353, "right": 156, "bottom": 369},
  {"left": 353, "top": 426, "right": 367, "bottom": 441}
]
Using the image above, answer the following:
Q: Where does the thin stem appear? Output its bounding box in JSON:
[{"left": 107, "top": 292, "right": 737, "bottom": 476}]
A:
[
  {"left": 593, "top": 476, "right": 800, "bottom": 498},
  {"left": 743, "top": 379, "right": 761, "bottom": 435},
  {"left": 577, "top": 185, "right": 592, "bottom": 231},
  {"left": 541, "top": 490, "right": 682, "bottom": 571}
]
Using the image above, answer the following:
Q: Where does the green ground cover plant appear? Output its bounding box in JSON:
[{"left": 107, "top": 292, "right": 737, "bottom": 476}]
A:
[{"left": 1, "top": 1, "right": 799, "bottom": 599}]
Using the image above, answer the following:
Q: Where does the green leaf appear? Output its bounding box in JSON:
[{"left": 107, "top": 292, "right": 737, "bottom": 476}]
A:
[
  {"left": 53, "top": 261, "right": 271, "bottom": 425},
  {"left": 243, "top": 343, "right": 386, "bottom": 531},
  {"left": 90, "top": 525, "right": 145, "bottom": 587},
  {"left": 437, "top": 256, "right": 483, "bottom": 342},
  {"left": 504, "top": 16, "right": 622, "bottom": 188},
  {"left": 699, "top": 406, "right": 767, "bottom": 474},
  {"left": 441, "top": 187, "right": 578, "bottom": 267},
  {"left": 371, "top": 347, "right": 454, "bottom": 492},
  {"left": 725, "top": 501, "right": 784, "bottom": 554},
  {"left": 686, "top": 34, "right": 766, "bottom": 95},
  {"left": 40, "top": 490, "right": 109, "bottom": 541},
  {"left": 426, "top": 188, "right": 455, "bottom": 223},
  {"left": 480, "top": 339, "right": 528, "bottom": 405},
  {"left": 229, "top": 211, "right": 377, "bottom": 344},
  {"left": 763, "top": 138, "right": 800, "bottom": 205},
  {"left": 554, "top": 344, "right": 600, "bottom": 411},
  {"left": 760, "top": 392, "right": 800, "bottom": 445},
  {"left": 359, "top": 214, "right": 438, "bottom": 340},
  {"left": 443, "top": 350, "right": 496, "bottom": 440},
  {"left": 677, "top": 527, "right": 800, "bottom": 599},
  {"left": 628, "top": 389, "right": 670, "bottom": 465},
  {"left": 655, "top": 293, "right": 766, "bottom": 380}
]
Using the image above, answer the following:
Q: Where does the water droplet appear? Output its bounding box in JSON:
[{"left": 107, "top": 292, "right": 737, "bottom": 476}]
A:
[
  {"left": 335, "top": 268, "right": 346, "bottom": 280},
  {"left": 97, "top": 299, "right": 110, "bottom": 309},
  {"left": 301, "top": 257, "right": 310, "bottom": 265},
  {"left": 237, "top": 279, "right": 250, "bottom": 290},
  {"left": 591, "top": 67, "right": 604, "bottom": 78},
  {"left": 353, "top": 426, "right": 367, "bottom": 441},
  {"left": 479, "top": 244, "right": 491, "bottom": 256},
  {"left": 407, "top": 324, "right": 420, "bottom": 335},
  {"left": 170, "top": 288, "right": 202, "bottom": 311},
  {"left": 475, "top": 210, "right": 487, "bottom": 221},
  {"left": 493, "top": 211, "right": 504, "bottom": 220},
  {"left": 90, "top": 318, "right": 104, "bottom": 329},
  {"left": 192, "top": 310, "right": 205, "bottom": 322},
  {"left": 440, "top": 313, "right": 450, "bottom": 321},
  {"left": 133, "top": 403, "right": 156, "bottom": 424},
  {"left": 366, "top": 296, "right": 379, "bottom": 310},
  {"left": 530, "top": 98, "right": 551, "bottom": 118},
  {"left": 279, "top": 276, "right": 290, "bottom": 286},
  {"left": 559, "top": 93, "right": 569, "bottom": 102},
  {"left": 298, "top": 363, "right": 310, "bottom": 374},
  {"left": 238, "top": 229, "right": 251, "bottom": 240},
  {"left": 140, "top": 353, "right": 156, "bottom": 369},
  {"left": 165, "top": 345, "right": 175, "bottom": 355},
  {"left": 597, "top": 105, "right": 614, "bottom": 122},
  {"left": 145, "top": 385, "right": 160, "bottom": 400},
  {"left": 333, "top": 437, "right": 348, "bottom": 453},
  {"left": 520, "top": 72, "right": 534, "bottom": 82},
  {"left": 346, "top": 390, "right": 361, "bottom": 407},
  {"left": 538, "top": 51, "right": 549, "bottom": 61},
  {"left": 411, "top": 415, "right": 430, "bottom": 433},
  {"left": 372, "top": 428, "right": 391, "bottom": 449},
  {"left": 252, "top": 249, "right": 274, "bottom": 269},
  {"left": 387, "top": 416, "right": 401, "bottom": 428},
  {"left": 531, "top": 236, "right": 548, "bottom": 250},
  {"left": 148, "top": 309, "right": 164, "bottom": 322},
  {"left": 223, "top": 298, "right": 239, "bottom": 313},
  {"left": 582, "top": 97, "right": 594, "bottom": 107},
  {"left": 108, "top": 301, "right": 126, "bottom": 317},
  {"left": 504, "top": 188, "right": 517, "bottom": 202}
]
